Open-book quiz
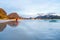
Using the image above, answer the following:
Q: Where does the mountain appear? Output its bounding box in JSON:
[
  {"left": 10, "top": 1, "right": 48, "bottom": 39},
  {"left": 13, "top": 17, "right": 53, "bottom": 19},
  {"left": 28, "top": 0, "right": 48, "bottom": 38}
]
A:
[
  {"left": 35, "top": 15, "right": 60, "bottom": 19},
  {"left": 0, "top": 8, "right": 8, "bottom": 19},
  {"left": 8, "top": 12, "right": 22, "bottom": 19}
]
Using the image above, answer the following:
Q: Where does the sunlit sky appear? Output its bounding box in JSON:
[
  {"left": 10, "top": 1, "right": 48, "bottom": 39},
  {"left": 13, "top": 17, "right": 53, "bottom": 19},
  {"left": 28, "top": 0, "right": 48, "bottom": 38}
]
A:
[{"left": 0, "top": 0, "right": 60, "bottom": 17}]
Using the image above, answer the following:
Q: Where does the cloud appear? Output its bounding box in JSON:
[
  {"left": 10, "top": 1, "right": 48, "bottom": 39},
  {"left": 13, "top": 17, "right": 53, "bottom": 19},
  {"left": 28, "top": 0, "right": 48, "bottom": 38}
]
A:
[{"left": 0, "top": 0, "right": 60, "bottom": 16}]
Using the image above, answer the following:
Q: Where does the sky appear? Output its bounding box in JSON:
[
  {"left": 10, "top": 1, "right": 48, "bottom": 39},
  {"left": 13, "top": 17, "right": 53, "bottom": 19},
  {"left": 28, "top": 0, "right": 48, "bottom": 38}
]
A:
[{"left": 0, "top": 0, "right": 60, "bottom": 17}]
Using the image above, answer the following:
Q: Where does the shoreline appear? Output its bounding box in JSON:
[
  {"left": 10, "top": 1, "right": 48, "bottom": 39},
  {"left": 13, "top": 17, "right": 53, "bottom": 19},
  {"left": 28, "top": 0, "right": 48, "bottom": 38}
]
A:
[
  {"left": 0, "top": 19, "right": 60, "bottom": 20},
  {"left": 0, "top": 19, "right": 59, "bottom": 23}
]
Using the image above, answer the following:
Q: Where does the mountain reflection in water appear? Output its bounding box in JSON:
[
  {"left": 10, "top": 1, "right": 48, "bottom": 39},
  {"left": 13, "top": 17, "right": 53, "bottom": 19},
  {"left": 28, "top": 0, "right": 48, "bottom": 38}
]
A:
[
  {"left": 0, "top": 20, "right": 60, "bottom": 40},
  {"left": 49, "top": 19, "right": 57, "bottom": 22},
  {"left": 0, "top": 20, "right": 58, "bottom": 32},
  {"left": 0, "top": 21, "right": 19, "bottom": 32},
  {"left": 0, "top": 19, "right": 58, "bottom": 32}
]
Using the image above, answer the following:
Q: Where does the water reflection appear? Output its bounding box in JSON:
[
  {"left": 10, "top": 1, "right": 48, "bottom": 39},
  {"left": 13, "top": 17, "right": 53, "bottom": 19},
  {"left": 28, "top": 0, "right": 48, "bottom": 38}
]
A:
[
  {"left": 0, "top": 21, "right": 19, "bottom": 32},
  {"left": 0, "top": 20, "right": 59, "bottom": 32},
  {"left": 0, "top": 20, "right": 60, "bottom": 40},
  {"left": 49, "top": 19, "right": 57, "bottom": 22},
  {"left": 0, "top": 22, "right": 7, "bottom": 32},
  {"left": 7, "top": 21, "right": 19, "bottom": 27}
]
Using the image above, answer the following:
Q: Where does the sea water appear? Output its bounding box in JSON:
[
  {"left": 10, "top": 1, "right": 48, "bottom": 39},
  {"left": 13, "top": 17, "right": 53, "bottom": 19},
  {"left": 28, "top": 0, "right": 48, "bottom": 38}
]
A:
[{"left": 0, "top": 20, "right": 60, "bottom": 40}]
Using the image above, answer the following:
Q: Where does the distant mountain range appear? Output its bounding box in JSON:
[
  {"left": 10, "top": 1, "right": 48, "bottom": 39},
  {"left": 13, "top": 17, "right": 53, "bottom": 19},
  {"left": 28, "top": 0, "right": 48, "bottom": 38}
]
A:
[
  {"left": 0, "top": 8, "right": 60, "bottom": 19},
  {"left": 35, "top": 15, "right": 60, "bottom": 19}
]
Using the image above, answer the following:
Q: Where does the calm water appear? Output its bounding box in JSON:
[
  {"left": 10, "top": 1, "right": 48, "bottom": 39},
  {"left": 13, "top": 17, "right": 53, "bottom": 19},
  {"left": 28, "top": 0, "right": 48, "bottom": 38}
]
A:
[{"left": 0, "top": 20, "right": 60, "bottom": 40}]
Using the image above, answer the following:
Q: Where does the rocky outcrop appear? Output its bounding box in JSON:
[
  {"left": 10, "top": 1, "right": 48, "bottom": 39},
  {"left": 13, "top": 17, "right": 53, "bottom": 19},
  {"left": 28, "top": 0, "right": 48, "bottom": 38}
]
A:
[
  {"left": 0, "top": 8, "right": 8, "bottom": 19},
  {"left": 0, "top": 8, "right": 23, "bottom": 19},
  {"left": 8, "top": 12, "right": 22, "bottom": 19}
]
